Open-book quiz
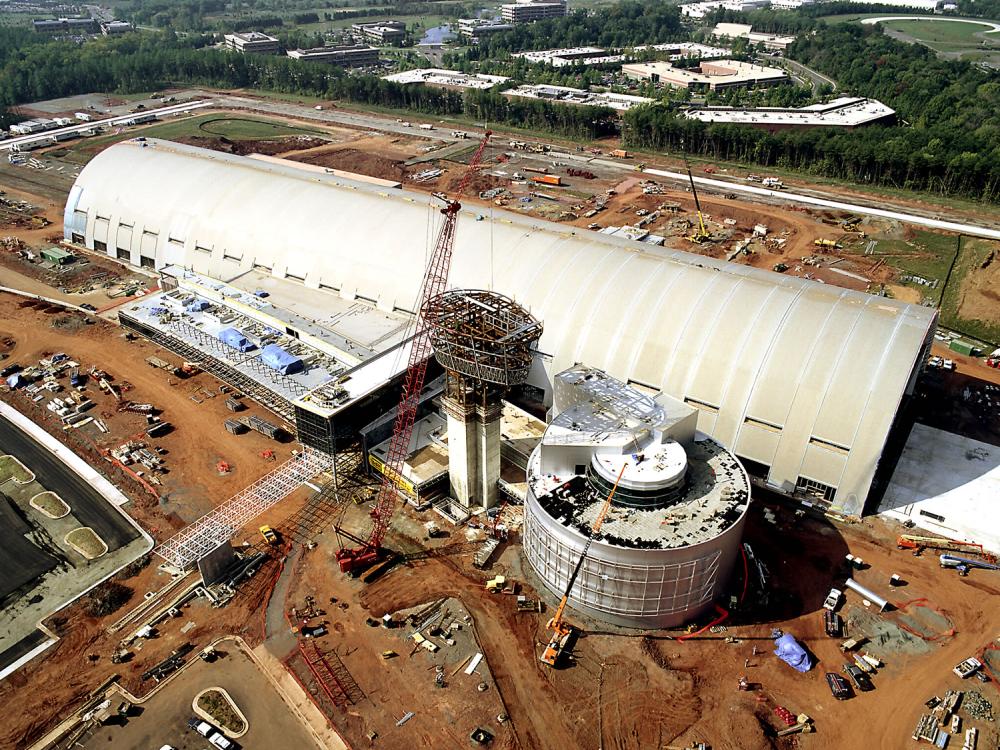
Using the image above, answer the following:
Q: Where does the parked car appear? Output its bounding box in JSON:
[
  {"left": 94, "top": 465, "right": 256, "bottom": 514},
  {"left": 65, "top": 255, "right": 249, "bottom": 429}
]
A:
[
  {"left": 209, "top": 733, "right": 234, "bottom": 750},
  {"left": 844, "top": 663, "right": 873, "bottom": 691},
  {"left": 822, "top": 588, "right": 842, "bottom": 611},
  {"left": 825, "top": 672, "right": 852, "bottom": 700},
  {"left": 954, "top": 657, "right": 983, "bottom": 678},
  {"left": 80, "top": 303, "right": 97, "bottom": 312},
  {"left": 188, "top": 719, "right": 214, "bottom": 737}
]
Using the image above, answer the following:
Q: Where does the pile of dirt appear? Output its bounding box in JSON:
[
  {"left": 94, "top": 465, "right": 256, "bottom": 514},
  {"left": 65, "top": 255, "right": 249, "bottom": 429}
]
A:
[
  {"left": 956, "top": 240, "right": 1000, "bottom": 326},
  {"left": 290, "top": 148, "right": 410, "bottom": 182},
  {"left": 174, "top": 135, "right": 328, "bottom": 157},
  {"left": 846, "top": 605, "right": 933, "bottom": 657},
  {"left": 444, "top": 169, "right": 505, "bottom": 197}
]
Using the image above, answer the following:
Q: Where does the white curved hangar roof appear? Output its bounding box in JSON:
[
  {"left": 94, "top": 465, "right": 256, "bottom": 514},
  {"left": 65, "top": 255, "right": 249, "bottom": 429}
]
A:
[{"left": 64, "top": 138, "right": 937, "bottom": 514}]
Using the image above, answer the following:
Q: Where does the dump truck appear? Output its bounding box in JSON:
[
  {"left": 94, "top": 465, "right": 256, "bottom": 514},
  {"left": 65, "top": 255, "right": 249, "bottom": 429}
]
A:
[
  {"left": 259, "top": 525, "right": 279, "bottom": 545},
  {"left": 609, "top": 149, "right": 631, "bottom": 159}
]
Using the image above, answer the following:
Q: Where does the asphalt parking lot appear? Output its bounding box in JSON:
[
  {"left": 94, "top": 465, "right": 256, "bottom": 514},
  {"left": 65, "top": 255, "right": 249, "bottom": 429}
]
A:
[{"left": 81, "top": 644, "right": 317, "bottom": 750}]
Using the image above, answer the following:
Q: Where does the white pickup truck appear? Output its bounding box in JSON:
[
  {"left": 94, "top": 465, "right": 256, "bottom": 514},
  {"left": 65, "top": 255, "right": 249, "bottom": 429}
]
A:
[{"left": 822, "top": 588, "right": 842, "bottom": 611}]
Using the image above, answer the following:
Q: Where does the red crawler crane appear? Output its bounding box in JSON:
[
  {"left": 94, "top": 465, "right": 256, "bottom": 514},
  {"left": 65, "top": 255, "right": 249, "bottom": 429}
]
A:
[{"left": 335, "top": 130, "right": 493, "bottom": 574}]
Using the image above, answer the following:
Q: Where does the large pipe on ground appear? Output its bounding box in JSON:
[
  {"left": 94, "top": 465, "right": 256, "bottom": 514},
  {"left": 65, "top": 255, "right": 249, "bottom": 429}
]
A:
[{"left": 844, "top": 577, "right": 889, "bottom": 612}]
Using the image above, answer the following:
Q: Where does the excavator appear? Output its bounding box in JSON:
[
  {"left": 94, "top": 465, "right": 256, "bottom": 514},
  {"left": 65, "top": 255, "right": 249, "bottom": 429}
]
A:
[
  {"left": 685, "top": 167, "right": 711, "bottom": 243},
  {"left": 896, "top": 534, "right": 996, "bottom": 562},
  {"left": 540, "top": 464, "right": 626, "bottom": 668}
]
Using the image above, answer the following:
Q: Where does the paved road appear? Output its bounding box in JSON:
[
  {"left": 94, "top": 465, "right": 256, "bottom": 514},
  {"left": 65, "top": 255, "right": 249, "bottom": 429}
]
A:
[
  {"left": 861, "top": 15, "right": 1000, "bottom": 32},
  {"left": 781, "top": 58, "right": 838, "bottom": 92}
]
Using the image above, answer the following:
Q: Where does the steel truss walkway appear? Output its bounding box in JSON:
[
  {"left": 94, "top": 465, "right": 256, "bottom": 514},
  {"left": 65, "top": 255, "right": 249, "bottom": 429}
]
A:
[{"left": 155, "top": 447, "right": 333, "bottom": 569}]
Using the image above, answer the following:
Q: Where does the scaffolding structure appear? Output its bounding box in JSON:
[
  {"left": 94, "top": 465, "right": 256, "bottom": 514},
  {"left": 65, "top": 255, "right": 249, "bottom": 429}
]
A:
[
  {"left": 423, "top": 289, "right": 542, "bottom": 404},
  {"left": 155, "top": 447, "right": 333, "bottom": 569}
]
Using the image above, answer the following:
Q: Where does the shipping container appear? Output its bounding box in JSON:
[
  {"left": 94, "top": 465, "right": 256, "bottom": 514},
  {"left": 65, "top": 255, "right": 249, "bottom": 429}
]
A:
[
  {"left": 224, "top": 418, "right": 248, "bottom": 435},
  {"left": 949, "top": 339, "right": 976, "bottom": 356},
  {"left": 531, "top": 174, "right": 563, "bottom": 186}
]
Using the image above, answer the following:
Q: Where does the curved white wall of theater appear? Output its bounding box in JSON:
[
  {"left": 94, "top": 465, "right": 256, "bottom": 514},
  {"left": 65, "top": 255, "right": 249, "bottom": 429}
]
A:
[{"left": 522, "top": 451, "right": 750, "bottom": 629}]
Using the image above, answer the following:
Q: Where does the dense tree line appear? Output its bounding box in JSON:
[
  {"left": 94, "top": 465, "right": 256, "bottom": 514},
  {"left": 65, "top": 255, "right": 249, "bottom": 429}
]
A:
[
  {"left": 624, "top": 22, "right": 1000, "bottom": 202},
  {"left": 0, "top": 28, "right": 615, "bottom": 138}
]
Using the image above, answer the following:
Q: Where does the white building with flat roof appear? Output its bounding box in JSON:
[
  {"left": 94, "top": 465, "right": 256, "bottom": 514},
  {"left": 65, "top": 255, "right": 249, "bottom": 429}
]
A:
[
  {"left": 632, "top": 42, "right": 732, "bottom": 60},
  {"left": 684, "top": 97, "right": 896, "bottom": 131},
  {"left": 287, "top": 44, "right": 379, "bottom": 67},
  {"left": 712, "top": 23, "right": 797, "bottom": 51},
  {"left": 513, "top": 46, "right": 625, "bottom": 67},
  {"left": 504, "top": 84, "right": 653, "bottom": 111},
  {"left": 382, "top": 68, "right": 510, "bottom": 90},
  {"left": 623, "top": 59, "right": 788, "bottom": 91},
  {"left": 224, "top": 31, "right": 281, "bottom": 55},
  {"left": 501, "top": 0, "right": 568, "bottom": 23}
]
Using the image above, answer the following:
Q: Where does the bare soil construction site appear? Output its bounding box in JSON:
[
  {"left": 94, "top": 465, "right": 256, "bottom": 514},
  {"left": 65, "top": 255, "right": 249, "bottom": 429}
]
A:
[{"left": 1, "top": 96, "right": 999, "bottom": 750}]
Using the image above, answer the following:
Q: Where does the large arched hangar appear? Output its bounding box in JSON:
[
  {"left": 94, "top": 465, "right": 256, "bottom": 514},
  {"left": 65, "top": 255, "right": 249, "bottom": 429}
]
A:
[{"left": 63, "top": 138, "right": 937, "bottom": 515}]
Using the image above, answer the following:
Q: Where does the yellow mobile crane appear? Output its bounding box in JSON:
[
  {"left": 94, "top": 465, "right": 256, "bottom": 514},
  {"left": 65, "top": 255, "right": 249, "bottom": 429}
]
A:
[
  {"left": 686, "top": 167, "right": 711, "bottom": 243},
  {"left": 540, "top": 463, "right": 627, "bottom": 668}
]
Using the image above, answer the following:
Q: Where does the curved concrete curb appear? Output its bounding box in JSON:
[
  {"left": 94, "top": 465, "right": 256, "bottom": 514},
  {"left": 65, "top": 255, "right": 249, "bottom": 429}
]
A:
[
  {"left": 0, "top": 453, "right": 36, "bottom": 484},
  {"left": 192, "top": 686, "right": 249, "bottom": 738},
  {"left": 29, "top": 490, "right": 71, "bottom": 519},
  {"left": 64, "top": 526, "right": 108, "bottom": 560}
]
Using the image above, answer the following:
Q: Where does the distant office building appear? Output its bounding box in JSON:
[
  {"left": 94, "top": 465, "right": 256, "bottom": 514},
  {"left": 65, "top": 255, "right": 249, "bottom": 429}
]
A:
[
  {"left": 711, "top": 23, "right": 797, "bottom": 52},
  {"left": 513, "top": 46, "right": 625, "bottom": 67},
  {"left": 457, "top": 18, "right": 516, "bottom": 41},
  {"left": 287, "top": 44, "right": 380, "bottom": 67},
  {"left": 504, "top": 84, "right": 653, "bottom": 111},
  {"left": 383, "top": 68, "right": 510, "bottom": 90},
  {"left": 32, "top": 17, "right": 99, "bottom": 35},
  {"left": 622, "top": 59, "right": 788, "bottom": 91},
  {"left": 684, "top": 97, "right": 897, "bottom": 131},
  {"left": 352, "top": 21, "right": 406, "bottom": 45},
  {"left": 224, "top": 32, "right": 282, "bottom": 55},
  {"left": 631, "top": 42, "right": 731, "bottom": 60},
  {"left": 501, "top": 0, "right": 568, "bottom": 24},
  {"left": 101, "top": 21, "right": 134, "bottom": 35},
  {"left": 680, "top": 0, "right": 770, "bottom": 17}
]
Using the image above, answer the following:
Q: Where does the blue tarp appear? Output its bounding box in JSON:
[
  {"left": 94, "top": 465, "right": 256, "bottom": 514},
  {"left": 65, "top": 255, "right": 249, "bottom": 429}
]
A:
[
  {"left": 185, "top": 298, "right": 210, "bottom": 312},
  {"left": 217, "top": 327, "right": 255, "bottom": 352},
  {"left": 774, "top": 633, "right": 812, "bottom": 672},
  {"left": 6, "top": 373, "right": 25, "bottom": 388},
  {"left": 260, "top": 344, "right": 303, "bottom": 375}
]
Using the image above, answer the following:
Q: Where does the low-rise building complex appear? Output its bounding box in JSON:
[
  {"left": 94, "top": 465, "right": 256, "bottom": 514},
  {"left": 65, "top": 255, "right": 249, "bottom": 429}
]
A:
[
  {"left": 224, "top": 31, "right": 281, "bottom": 55},
  {"left": 622, "top": 59, "right": 788, "bottom": 91},
  {"left": 513, "top": 46, "right": 625, "bottom": 67},
  {"left": 684, "top": 97, "right": 897, "bottom": 131},
  {"left": 286, "top": 44, "right": 380, "bottom": 67},
  {"left": 632, "top": 42, "right": 731, "bottom": 60},
  {"left": 504, "top": 84, "right": 653, "bottom": 111},
  {"left": 383, "top": 68, "right": 510, "bottom": 90},
  {"left": 352, "top": 20, "right": 406, "bottom": 45},
  {"left": 501, "top": 0, "right": 568, "bottom": 23},
  {"left": 457, "top": 19, "right": 516, "bottom": 41},
  {"left": 711, "top": 23, "right": 797, "bottom": 52}
]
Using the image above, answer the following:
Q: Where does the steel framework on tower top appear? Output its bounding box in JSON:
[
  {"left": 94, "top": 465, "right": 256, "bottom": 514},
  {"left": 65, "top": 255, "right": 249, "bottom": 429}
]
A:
[{"left": 424, "top": 289, "right": 543, "bottom": 389}]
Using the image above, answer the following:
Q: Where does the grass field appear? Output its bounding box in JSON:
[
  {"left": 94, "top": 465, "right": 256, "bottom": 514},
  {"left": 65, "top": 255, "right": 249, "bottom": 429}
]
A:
[
  {"left": 833, "top": 15, "right": 1000, "bottom": 61},
  {"left": 872, "top": 230, "right": 959, "bottom": 304}
]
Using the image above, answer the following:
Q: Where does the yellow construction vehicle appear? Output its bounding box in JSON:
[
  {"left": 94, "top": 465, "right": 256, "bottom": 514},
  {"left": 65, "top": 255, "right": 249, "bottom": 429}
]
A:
[
  {"left": 686, "top": 168, "right": 710, "bottom": 243},
  {"left": 259, "top": 525, "right": 279, "bottom": 545},
  {"left": 540, "top": 464, "right": 626, "bottom": 668}
]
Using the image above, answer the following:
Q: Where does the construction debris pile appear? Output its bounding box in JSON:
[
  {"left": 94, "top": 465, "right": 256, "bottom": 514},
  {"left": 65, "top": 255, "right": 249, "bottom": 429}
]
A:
[{"left": 965, "top": 691, "right": 994, "bottom": 722}]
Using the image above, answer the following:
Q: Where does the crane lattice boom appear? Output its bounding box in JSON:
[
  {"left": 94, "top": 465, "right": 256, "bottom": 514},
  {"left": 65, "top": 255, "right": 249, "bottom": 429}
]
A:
[{"left": 335, "top": 131, "right": 492, "bottom": 573}]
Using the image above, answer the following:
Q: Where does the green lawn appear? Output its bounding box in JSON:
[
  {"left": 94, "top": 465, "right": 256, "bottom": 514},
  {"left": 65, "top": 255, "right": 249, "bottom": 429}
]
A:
[
  {"left": 882, "top": 17, "right": 997, "bottom": 44},
  {"left": 861, "top": 230, "right": 958, "bottom": 304}
]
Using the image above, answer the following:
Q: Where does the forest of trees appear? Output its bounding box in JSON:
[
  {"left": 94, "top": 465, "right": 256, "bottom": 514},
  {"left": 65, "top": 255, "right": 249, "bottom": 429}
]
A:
[
  {"left": 0, "top": 28, "right": 616, "bottom": 138},
  {"left": 624, "top": 22, "right": 1000, "bottom": 202}
]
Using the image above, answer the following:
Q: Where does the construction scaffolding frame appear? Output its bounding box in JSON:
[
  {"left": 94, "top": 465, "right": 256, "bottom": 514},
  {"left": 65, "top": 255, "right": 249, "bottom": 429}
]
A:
[
  {"left": 155, "top": 447, "right": 333, "bottom": 569},
  {"left": 120, "top": 312, "right": 298, "bottom": 422}
]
